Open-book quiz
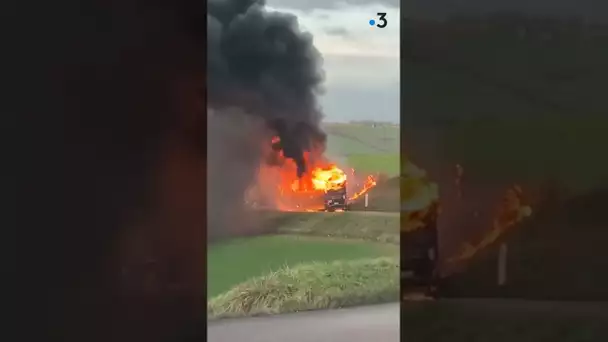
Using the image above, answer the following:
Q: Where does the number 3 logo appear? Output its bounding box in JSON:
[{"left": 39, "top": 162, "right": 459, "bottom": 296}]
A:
[{"left": 376, "top": 12, "right": 387, "bottom": 28}]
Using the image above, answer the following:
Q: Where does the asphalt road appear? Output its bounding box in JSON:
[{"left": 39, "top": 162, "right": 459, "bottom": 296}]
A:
[
  {"left": 208, "top": 299, "right": 608, "bottom": 342},
  {"left": 207, "top": 303, "right": 400, "bottom": 342}
]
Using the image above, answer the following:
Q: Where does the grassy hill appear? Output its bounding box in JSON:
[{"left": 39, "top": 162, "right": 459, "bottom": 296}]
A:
[
  {"left": 349, "top": 176, "right": 400, "bottom": 212},
  {"left": 323, "top": 122, "right": 399, "bottom": 155},
  {"left": 322, "top": 122, "right": 400, "bottom": 177},
  {"left": 253, "top": 210, "right": 400, "bottom": 244}
]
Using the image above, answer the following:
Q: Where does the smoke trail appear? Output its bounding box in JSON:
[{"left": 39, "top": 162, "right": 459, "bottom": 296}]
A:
[{"left": 207, "top": 0, "right": 326, "bottom": 239}]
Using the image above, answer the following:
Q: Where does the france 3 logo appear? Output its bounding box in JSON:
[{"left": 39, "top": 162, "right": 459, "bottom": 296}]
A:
[{"left": 368, "top": 13, "right": 388, "bottom": 28}]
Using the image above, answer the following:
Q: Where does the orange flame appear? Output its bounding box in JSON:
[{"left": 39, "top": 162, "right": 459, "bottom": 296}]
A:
[
  {"left": 246, "top": 136, "right": 378, "bottom": 211},
  {"left": 310, "top": 165, "right": 347, "bottom": 191},
  {"left": 349, "top": 175, "right": 377, "bottom": 201}
]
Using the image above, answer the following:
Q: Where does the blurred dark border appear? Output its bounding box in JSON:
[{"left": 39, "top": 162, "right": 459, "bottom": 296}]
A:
[
  {"left": 401, "top": 0, "right": 608, "bottom": 301},
  {"left": 15, "top": 1, "right": 208, "bottom": 341}
]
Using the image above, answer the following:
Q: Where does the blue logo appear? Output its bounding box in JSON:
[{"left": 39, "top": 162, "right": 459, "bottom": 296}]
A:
[{"left": 369, "top": 13, "right": 387, "bottom": 28}]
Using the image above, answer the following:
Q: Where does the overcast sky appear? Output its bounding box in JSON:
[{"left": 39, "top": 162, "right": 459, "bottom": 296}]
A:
[{"left": 267, "top": 0, "right": 400, "bottom": 123}]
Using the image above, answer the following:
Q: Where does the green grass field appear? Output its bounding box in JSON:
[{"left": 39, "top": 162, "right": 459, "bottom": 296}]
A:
[
  {"left": 322, "top": 122, "right": 400, "bottom": 177},
  {"left": 347, "top": 154, "right": 400, "bottom": 176},
  {"left": 208, "top": 234, "right": 397, "bottom": 298},
  {"left": 323, "top": 123, "right": 399, "bottom": 155},
  {"left": 324, "top": 133, "right": 384, "bottom": 155},
  {"left": 274, "top": 211, "right": 400, "bottom": 243}
]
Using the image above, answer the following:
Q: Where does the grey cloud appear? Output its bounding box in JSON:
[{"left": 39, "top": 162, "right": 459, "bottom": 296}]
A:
[
  {"left": 324, "top": 26, "right": 350, "bottom": 37},
  {"left": 320, "top": 83, "right": 399, "bottom": 123},
  {"left": 320, "top": 55, "right": 399, "bottom": 123},
  {"left": 267, "top": 0, "right": 399, "bottom": 11},
  {"left": 269, "top": 0, "right": 607, "bottom": 23}
]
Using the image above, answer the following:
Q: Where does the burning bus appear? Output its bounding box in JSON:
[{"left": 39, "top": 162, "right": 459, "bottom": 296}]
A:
[
  {"left": 323, "top": 187, "right": 348, "bottom": 211},
  {"left": 245, "top": 136, "right": 376, "bottom": 212},
  {"left": 311, "top": 165, "right": 348, "bottom": 212}
]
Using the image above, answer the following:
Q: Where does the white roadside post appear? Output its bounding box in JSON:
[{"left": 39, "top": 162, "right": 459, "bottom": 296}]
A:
[
  {"left": 364, "top": 193, "right": 369, "bottom": 209},
  {"left": 498, "top": 243, "right": 508, "bottom": 286}
]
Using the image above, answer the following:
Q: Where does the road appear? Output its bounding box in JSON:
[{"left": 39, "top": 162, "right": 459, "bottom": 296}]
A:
[
  {"left": 344, "top": 210, "right": 399, "bottom": 217},
  {"left": 207, "top": 303, "right": 400, "bottom": 342},
  {"left": 208, "top": 299, "right": 608, "bottom": 342}
]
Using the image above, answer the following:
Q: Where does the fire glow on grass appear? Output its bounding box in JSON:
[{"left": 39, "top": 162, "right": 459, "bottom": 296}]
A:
[{"left": 246, "top": 137, "right": 377, "bottom": 212}]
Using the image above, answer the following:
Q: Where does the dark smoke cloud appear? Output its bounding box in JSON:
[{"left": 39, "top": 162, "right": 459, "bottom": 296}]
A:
[
  {"left": 207, "top": 109, "right": 268, "bottom": 240},
  {"left": 207, "top": 0, "right": 327, "bottom": 239},
  {"left": 267, "top": 0, "right": 399, "bottom": 11},
  {"left": 208, "top": 0, "right": 326, "bottom": 174}
]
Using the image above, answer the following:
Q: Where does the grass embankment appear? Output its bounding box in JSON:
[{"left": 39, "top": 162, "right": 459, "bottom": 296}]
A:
[
  {"left": 347, "top": 153, "right": 400, "bottom": 176},
  {"left": 274, "top": 211, "right": 400, "bottom": 244},
  {"left": 208, "top": 234, "right": 397, "bottom": 298},
  {"left": 209, "top": 257, "right": 399, "bottom": 319},
  {"left": 208, "top": 211, "right": 400, "bottom": 318}
]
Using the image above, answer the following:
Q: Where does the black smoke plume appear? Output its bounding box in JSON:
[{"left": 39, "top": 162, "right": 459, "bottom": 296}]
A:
[
  {"left": 208, "top": 0, "right": 326, "bottom": 176},
  {"left": 207, "top": 0, "right": 326, "bottom": 239}
]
